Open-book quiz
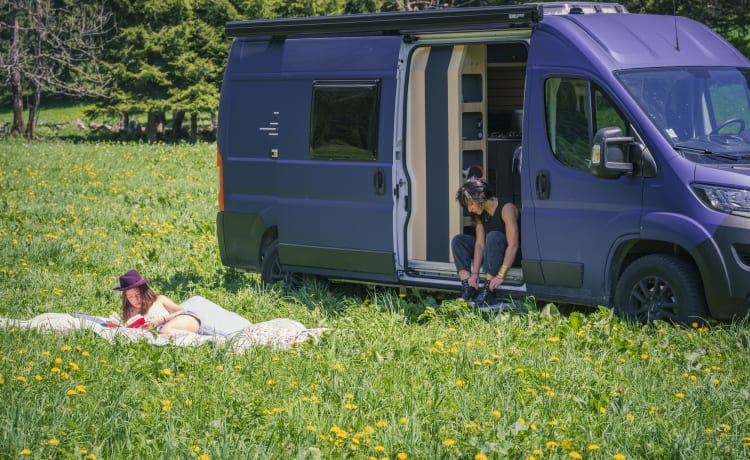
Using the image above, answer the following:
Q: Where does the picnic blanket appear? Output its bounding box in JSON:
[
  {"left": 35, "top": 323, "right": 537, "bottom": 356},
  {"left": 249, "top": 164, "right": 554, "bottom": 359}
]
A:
[{"left": 0, "top": 313, "right": 329, "bottom": 352}]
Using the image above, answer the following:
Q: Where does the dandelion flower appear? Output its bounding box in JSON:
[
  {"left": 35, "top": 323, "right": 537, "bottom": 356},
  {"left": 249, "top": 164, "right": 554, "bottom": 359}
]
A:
[
  {"left": 443, "top": 439, "right": 456, "bottom": 447},
  {"left": 614, "top": 454, "right": 626, "bottom": 460},
  {"left": 546, "top": 441, "right": 558, "bottom": 450},
  {"left": 588, "top": 444, "right": 599, "bottom": 451},
  {"left": 399, "top": 417, "right": 408, "bottom": 424},
  {"left": 599, "top": 407, "right": 607, "bottom": 414},
  {"left": 397, "top": 453, "right": 408, "bottom": 460},
  {"left": 376, "top": 420, "right": 388, "bottom": 428},
  {"left": 456, "top": 379, "right": 465, "bottom": 387},
  {"left": 675, "top": 392, "right": 685, "bottom": 399},
  {"left": 475, "top": 454, "right": 488, "bottom": 460},
  {"left": 375, "top": 445, "right": 385, "bottom": 452},
  {"left": 569, "top": 452, "right": 582, "bottom": 459},
  {"left": 48, "top": 439, "right": 60, "bottom": 446},
  {"left": 198, "top": 455, "right": 211, "bottom": 460},
  {"left": 162, "top": 368, "right": 172, "bottom": 376},
  {"left": 20, "top": 449, "right": 31, "bottom": 455}
]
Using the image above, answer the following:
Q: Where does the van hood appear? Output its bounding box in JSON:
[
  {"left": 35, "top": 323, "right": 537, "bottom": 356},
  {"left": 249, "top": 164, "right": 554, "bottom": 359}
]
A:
[{"left": 694, "top": 163, "right": 750, "bottom": 189}]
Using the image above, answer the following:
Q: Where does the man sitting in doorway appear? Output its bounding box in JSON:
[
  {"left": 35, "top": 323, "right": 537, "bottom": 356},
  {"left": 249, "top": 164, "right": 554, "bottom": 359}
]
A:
[{"left": 451, "top": 177, "right": 520, "bottom": 310}]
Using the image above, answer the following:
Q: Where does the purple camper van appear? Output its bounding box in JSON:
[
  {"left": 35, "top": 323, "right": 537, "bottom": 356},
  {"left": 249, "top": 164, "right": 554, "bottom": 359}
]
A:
[{"left": 216, "top": 3, "right": 750, "bottom": 323}]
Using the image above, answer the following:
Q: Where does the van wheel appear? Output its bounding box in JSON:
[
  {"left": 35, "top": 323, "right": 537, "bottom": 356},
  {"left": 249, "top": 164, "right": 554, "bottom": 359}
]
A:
[
  {"left": 260, "top": 240, "right": 284, "bottom": 286},
  {"left": 614, "top": 254, "right": 709, "bottom": 325}
]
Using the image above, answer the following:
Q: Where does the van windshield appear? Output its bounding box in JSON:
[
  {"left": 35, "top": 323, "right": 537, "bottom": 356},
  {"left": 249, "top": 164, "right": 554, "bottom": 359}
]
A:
[{"left": 618, "top": 67, "right": 750, "bottom": 164}]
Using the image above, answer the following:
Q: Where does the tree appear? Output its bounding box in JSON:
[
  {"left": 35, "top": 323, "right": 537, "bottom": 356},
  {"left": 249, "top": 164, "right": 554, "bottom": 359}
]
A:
[
  {"left": 94, "top": 0, "right": 242, "bottom": 142},
  {"left": 0, "top": 0, "right": 111, "bottom": 138}
]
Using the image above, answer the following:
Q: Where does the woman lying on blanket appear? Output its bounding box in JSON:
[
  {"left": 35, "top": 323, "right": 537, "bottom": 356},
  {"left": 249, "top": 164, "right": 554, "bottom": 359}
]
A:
[{"left": 114, "top": 269, "right": 250, "bottom": 337}]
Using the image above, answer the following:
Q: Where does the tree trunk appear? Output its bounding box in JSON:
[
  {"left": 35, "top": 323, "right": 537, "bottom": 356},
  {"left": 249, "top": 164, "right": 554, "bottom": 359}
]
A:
[
  {"left": 26, "top": 81, "right": 41, "bottom": 140},
  {"left": 190, "top": 112, "right": 198, "bottom": 143},
  {"left": 10, "top": 7, "right": 25, "bottom": 136},
  {"left": 146, "top": 112, "right": 157, "bottom": 142},
  {"left": 171, "top": 110, "right": 185, "bottom": 141}
]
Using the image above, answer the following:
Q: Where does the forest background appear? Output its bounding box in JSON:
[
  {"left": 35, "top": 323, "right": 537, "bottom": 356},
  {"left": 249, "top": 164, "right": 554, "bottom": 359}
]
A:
[{"left": 2, "top": 0, "right": 749, "bottom": 142}]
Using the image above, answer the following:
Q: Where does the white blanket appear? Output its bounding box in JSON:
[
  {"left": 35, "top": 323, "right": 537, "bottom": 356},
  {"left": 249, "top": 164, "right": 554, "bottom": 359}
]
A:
[{"left": 0, "top": 313, "right": 329, "bottom": 351}]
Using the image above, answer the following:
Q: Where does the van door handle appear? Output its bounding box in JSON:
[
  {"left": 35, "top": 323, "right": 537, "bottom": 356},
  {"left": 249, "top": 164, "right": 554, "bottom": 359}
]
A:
[
  {"left": 536, "top": 170, "right": 550, "bottom": 200},
  {"left": 374, "top": 168, "right": 385, "bottom": 195}
]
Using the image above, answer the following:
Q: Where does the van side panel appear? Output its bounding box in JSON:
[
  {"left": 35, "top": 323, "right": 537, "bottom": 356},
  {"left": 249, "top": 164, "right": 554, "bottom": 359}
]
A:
[{"left": 217, "top": 35, "right": 402, "bottom": 277}]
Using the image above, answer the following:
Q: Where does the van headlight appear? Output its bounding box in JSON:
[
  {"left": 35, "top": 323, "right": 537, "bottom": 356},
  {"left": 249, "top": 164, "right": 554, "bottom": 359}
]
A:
[{"left": 692, "top": 184, "right": 750, "bottom": 215}]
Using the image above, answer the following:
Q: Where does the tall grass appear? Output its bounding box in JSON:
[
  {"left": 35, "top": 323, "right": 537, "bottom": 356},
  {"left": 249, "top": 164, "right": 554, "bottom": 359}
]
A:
[{"left": 1, "top": 138, "right": 749, "bottom": 459}]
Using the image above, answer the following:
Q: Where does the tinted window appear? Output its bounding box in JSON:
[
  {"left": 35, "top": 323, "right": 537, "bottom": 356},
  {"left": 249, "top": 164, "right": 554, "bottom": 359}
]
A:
[
  {"left": 546, "top": 77, "right": 627, "bottom": 171},
  {"left": 545, "top": 77, "right": 590, "bottom": 170},
  {"left": 310, "top": 81, "right": 380, "bottom": 161}
]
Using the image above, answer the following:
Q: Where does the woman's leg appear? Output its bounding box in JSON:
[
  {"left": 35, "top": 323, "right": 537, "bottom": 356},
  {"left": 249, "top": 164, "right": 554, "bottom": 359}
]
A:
[
  {"left": 451, "top": 233, "right": 476, "bottom": 280},
  {"left": 160, "top": 314, "right": 200, "bottom": 334}
]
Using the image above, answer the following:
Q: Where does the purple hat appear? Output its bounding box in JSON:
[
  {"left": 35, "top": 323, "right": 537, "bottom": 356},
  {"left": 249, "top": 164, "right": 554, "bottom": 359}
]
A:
[{"left": 113, "top": 269, "right": 151, "bottom": 291}]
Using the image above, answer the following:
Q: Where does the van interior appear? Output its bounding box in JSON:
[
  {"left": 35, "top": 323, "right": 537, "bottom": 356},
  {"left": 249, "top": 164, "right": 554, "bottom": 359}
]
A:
[{"left": 404, "top": 41, "right": 527, "bottom": 286}]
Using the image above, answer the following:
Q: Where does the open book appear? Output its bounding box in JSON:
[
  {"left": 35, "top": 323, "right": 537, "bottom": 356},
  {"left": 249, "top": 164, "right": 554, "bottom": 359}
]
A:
[{"left": 106, "top": 312, "right": 147, "bottom": 328}]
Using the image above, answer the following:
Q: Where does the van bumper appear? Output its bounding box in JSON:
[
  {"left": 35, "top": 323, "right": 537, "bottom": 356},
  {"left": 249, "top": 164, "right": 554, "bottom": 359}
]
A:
[{"left": 695, "top": 215, "right": 750, "bottom": 320}]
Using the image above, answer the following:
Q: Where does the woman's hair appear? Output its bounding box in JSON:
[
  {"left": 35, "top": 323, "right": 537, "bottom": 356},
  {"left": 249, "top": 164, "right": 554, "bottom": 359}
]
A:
[
  {"left": 121, "top": 284, "right": 158, "bottom": 319},
  {"left": 456, "top": 177, "right": 494, "bottom": 208}
]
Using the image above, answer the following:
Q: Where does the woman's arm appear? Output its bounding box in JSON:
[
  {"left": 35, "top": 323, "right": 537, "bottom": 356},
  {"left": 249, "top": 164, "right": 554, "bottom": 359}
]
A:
[
  {"left": 146, "top": 295, "right": 186, "bottom": 327},
  {"left": 489, "top": 203, "right": 520, "bottom": 290}
]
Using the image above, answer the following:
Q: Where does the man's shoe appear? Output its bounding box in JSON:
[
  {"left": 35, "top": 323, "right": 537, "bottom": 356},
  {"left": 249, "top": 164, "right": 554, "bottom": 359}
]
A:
[
  {"left": 470, "top": 286, "right": 493, "bottom": 308},
  {"left": 458, "top": 279, "right": 477, "bottom": 302}
]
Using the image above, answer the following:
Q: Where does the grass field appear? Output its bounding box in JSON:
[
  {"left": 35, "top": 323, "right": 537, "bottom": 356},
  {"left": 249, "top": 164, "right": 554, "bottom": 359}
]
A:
[{"left": 1, "top": 138, "right": 749, "bottom": 459}]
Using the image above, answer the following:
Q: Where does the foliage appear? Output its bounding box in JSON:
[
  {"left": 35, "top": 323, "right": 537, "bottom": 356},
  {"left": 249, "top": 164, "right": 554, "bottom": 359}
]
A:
[{"left": 1, "top": 139, "right": 750, "bottom": 458}]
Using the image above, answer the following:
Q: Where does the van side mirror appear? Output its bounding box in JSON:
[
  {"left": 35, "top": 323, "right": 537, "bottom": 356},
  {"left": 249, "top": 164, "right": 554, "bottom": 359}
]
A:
[{"left": 590, "top": 127, "right": 634, "bottom": 179}]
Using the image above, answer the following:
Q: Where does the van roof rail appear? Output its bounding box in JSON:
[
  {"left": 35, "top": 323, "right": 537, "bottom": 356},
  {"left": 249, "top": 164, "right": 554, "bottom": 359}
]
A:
[{"left": 225, "top": 4, "right": 544, "bottom": 39}]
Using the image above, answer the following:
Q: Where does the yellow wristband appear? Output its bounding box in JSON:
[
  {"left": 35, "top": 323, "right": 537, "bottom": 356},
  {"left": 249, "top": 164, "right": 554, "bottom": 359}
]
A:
[{"left": 497, "top": 265, "right": 509, "bottom": 279}]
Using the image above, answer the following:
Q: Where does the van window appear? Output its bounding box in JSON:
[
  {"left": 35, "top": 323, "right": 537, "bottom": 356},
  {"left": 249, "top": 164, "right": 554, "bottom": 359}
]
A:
[
  {"left": 545, "top": 77, "right": 590, "bottom": 170},
  {"left": 310, "top": 81, "right": 380, "bottom": 161},
  {"left": 546, "top": 77, "right": 628, "bottom": 171}
]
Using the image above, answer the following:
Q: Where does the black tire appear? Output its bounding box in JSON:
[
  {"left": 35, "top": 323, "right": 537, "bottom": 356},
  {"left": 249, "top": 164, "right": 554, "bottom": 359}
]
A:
[
  {"left": 614, "top": 254, "right": 709, "bottom": 325},
  {"left": 260, "top": 240, "right": 284, "bottom": 286}
]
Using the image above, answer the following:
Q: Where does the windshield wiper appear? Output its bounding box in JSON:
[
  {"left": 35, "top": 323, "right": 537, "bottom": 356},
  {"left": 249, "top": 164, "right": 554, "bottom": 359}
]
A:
[{"left": 674, "top": 144, "right": 739, "bottom": 161}]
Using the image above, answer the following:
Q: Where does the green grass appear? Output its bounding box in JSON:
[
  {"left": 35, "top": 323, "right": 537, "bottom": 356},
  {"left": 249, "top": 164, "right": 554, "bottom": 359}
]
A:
[{"left": 1, "top": 138, "right": 750, "bottom": 459}]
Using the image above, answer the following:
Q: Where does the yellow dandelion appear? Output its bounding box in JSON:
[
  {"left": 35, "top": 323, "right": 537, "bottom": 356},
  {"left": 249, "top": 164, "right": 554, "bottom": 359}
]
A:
[
  {"left": 456, "top": 379, "right": 465, "bottom": 387},
  {"left": 68, "top": 362, "right": 79, "bottom": 371},
  {"left": 66, "top": 389, "right": 77, "bottom": 395},
  {"left": 377, "top": 420, "right": 388, "bottom": 428},
  {"left": 62, "top": 345, "right": 72, "bottom": 351},
  {"left": 17, "top": 376, "right": 27, "bottom": 383},
  {"left": 81, "top": 351, "right": 90, "bottom": 357},
  {"left": 397, "top": 453, "right": 408, "bottom": 460},
  {"left": 546, "top": 441, "right": 558, "bottom": 449},
  {"left": 20, "top": 449, "right": 31, "bottom": 455},
  {"left": 198, "top": 455, "right": 211, "bottom": 460},
  {"left": 267, "top": 379, "right": 275, "bottom": 385},
  {"left": 599, "top": 407, "right": 607, "bottom": 414},
  {"left": 675, "top": 392, "right": 685, "bottom": 399},
  {"left": 34, "top": 374, "right": 42, "bottom": 382},
  {"left": 375, "top": 445, "right": 386, "bottom": 452},
  {"left": 306, "top": 425, "right": 317, "bottom": 432},
  {"left": 563, "top": 439, "right": 572, "bottom": 449},
  {"left": 625, "top": 413, "right": 635, "bottom": 421},
  {"left": 48, "top": 438, "right": 60, "bottom": 446},
  {"left": 162, "top": 368, "right": 172, "bottom": 376},
  {"left": 492, "top": 410, "right": 501, "bottom": 417},
  {"left": 215, "top": 365, "right": 223, "bottom": 371},
  {"left": 588, "top": 444, "right": 599, "bottom": 451},
  {"left": 546, "top": 336, "right": 560, "bottom": 342},
  {"left": 614, "top": 454, "right": 626, "bottom": 460},
  {"left": 475, "top": 454, "right": 488, "bottom": 460},
  {"left": 569, "top": 452, "right": 582, "bottom": 459},
  {"left": 640, "top": 353, "right": 648, "bottom": 360},
  {"left": 443, "top": 439, "right": 456, "bottom": 447}
]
